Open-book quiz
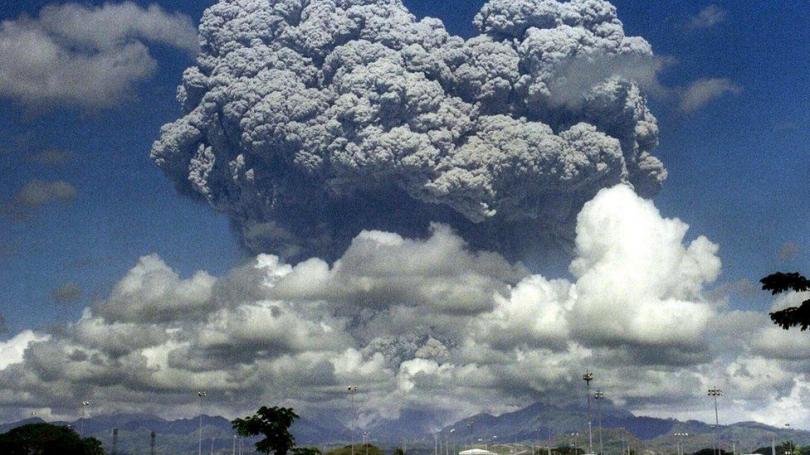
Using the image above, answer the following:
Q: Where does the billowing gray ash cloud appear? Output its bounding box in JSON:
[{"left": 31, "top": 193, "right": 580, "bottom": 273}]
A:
[{"left": 152, "top": 0, "right": 667, "bottom": 260}]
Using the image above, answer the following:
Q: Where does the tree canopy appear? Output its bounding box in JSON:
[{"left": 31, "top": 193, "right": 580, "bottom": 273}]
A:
[
  {"left": 761, "top": 272, "right": 810, "bottom": 330},
  {"left": 232, "top": 406, "right": 299, "bottom": 455},
  {"left": 0, "top": 422, "right": 104, "bottom": 455}
]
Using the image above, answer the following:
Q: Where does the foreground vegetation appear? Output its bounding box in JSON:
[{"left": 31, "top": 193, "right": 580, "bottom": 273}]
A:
[{"left": 0, "top": 422, "right": 105, "bottom": 454}]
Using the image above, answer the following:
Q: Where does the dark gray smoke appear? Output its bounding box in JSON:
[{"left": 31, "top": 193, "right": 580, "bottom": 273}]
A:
[{"left": 152, "top": 0, "right": 666, "bottom": 260}]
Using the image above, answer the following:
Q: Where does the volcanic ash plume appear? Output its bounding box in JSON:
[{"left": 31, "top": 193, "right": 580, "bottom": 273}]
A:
[{"left": 152, "top": 0, "right": 667, "bottom": 259}]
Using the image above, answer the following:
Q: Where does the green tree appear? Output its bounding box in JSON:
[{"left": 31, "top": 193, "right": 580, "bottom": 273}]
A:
[
  {"left": 393, "top": 448, "right": 405, "bottom": 455},
  {"left": 0, "top": 423, "right": 105, "bottom": 455},
  {"left": 761, "top": 272, "right": 810, "bottom": 330},
  {"left": 691, "top": 449, "right": 732, "bottom": 455},
  {"left": 232, "top": 406, "right": 299, "bottom": 455},
  {"left": 780, "top": 441, "right": 798, "bottom": 455}
]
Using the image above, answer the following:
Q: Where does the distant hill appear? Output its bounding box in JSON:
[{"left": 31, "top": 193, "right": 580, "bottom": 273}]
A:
[
  {"left": 0, "top": 402, "right": 807, "bottom": 455},
  {"left": 436, "top": 402, "right": 810, "bottom": 454}
]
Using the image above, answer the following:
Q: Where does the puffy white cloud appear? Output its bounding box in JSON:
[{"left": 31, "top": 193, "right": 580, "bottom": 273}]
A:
[
  {"left": 678, "top": 78, "right": 742, "bottom": 113},
  {"left": 0, "top": 331, "right": 50, "bottom": 370},
  {"left": 152, "top": 0, "right": 668, "bottom": 260},
  {"left": 687, "top": 5, "right": 728, "bottom": 31},
  {"left": 569, "top": 185, "right": 720, "bottom": 349},
  {"left": 0, "top": 185, "right": 807, "bottom": 429},
  {"left": 97, "top": 254, "right": 217, "bottom": 323},
  {"left": 273, "top": 224, "right": 528, "bottom": 315},
  {"left": 0, "top": 186, "right": 756, "bottom": 425},
  {"left": 0, "top": 2, "right": 198, "bottom": 108}
]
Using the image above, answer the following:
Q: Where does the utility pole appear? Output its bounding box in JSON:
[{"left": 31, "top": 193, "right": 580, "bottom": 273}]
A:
[
  {"left": 112, "top": 428, "right": 118, "bottom": 455},
  {"left": 150, "top": 431, "right": 156, "bottom": 455},
  {"left": 708, "top": 387, "right": 722, "bottom": 455},
  {"left": 583, "top": 371, "right": 594, "bottom": 455}
]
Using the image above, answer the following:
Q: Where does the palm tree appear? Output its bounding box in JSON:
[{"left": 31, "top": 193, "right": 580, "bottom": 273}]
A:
[{"left": 761, "top": 272, "right": 810, "bottom": 330}]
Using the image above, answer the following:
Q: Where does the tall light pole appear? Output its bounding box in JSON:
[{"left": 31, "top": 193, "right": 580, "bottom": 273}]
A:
[
  {"left": 450, "top": 428, "right": 456, "bottom": 455},
  {"left": 198, "top": 391, "right": 207, "bottom": 455},
  {"left": 708, "top": 387, "right": 722, "bottom": 455},
  {"left": 594, "top": 391, "right": 605, "bottom": 455},
  {"left": 348, "top": 386, "right": 358, "bottom": 455},
  {"left": 675, "top": 432, "right": 689, "bottom": 455},
  {"left": 571, "top": 432, "right": 580, "bottom": 455},
  {"left": 583, "top": 371, "right": 594, "bottom": 455},
  {"left": 80, "top": 401, "right": 91, "bottom": 436}
]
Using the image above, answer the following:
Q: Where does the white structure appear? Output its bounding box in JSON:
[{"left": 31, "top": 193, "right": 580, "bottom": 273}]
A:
[{"left": 460, "top": 450, "right": 497, "bottom": 455}]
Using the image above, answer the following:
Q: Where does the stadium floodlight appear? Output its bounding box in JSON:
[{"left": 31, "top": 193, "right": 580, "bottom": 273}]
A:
[
  {"left": 198, "top": 391, "right": 207, "bottom": 455},
  {"left": 583, "top": 371, "right": 594, "bottom": 455},
  {"left": 79, "top": 401, "right": 91, "bottom": 435},
  {"left": 674, "top": 432, "right": 689, "bottom": 455},
  {"left": 594, "top": 391, "right": 605, "bottom": 455},
  {"left": 348, "top": 386, "right": 359, "bottom": 455},
  {"left": 708, "top": 387, "right": 722, "bottom": 455}
]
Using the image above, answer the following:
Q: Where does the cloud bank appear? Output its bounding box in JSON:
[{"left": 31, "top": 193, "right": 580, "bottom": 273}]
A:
[
  {"left": 152, "top": 0, "right": 668, "bottom": 260},
  {"left": 0, "top": 186, "right": 803, "bottom": 428},
  {"left": 0, "top": 2, "right": 198, "bottom": 108}
]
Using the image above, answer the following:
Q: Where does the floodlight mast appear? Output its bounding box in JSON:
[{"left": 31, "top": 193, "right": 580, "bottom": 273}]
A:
[
  {"left": 708, "top": 387, "right": 722, "bottom": 455},
  {"left": 594, "top": 391, "right": 605, "bottom": 455},
  {"left": 348, "top": 386, "right": 358, "bottom": 455},
  {"left": 674, "top": 432, "right": 689, "bottom": 455},
  {"left": 583, "top": 370, "right": 594, "bottom": 455},
  {"left": 79, "top": 401, "right": 91, "bottom": 436},
  {"left": 198, "top": 391, "right": 207, "bottom": 455}
]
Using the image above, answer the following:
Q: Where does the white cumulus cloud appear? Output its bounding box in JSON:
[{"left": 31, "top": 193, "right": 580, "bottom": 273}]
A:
[
  {"left": 0, "top": 2, "right": 199, "bottom": 108},
  {"left": 1, "top": 186, "right": 805, "bottom": 429}
]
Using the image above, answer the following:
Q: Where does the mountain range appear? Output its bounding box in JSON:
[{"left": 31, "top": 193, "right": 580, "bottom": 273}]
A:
[{"left": 1, "top": 402, "right": 807, "bottom": 455}]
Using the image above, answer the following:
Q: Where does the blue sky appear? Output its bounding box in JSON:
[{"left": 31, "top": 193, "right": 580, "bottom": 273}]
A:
[{"left": 1, "top": 0, "right": 806, "bottom": 335}]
